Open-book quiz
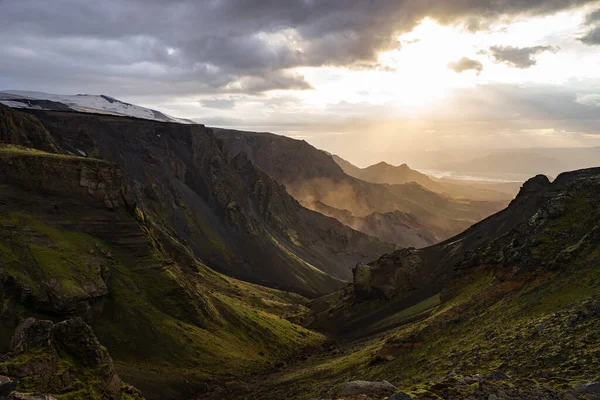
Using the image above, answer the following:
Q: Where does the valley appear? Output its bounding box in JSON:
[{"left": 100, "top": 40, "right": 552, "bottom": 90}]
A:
[{"left": 0, "top": 102, "right": 599, "bottom": 400}]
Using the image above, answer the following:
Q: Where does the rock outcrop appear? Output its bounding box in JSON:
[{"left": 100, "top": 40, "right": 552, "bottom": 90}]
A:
[
  {"left": 1, "top": 317, "right": 141, "bottom": 400},
  {"left": 353, "top": 248, "right": 424, "bottom": 300}
]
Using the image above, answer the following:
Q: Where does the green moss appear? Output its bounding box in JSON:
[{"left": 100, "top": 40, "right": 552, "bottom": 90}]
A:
[
  {"left": 2, "top": 212, "right": 111, "bottom": 298},
  {"left": 368, "top": 294, "right": 441, "bottom": 332}
]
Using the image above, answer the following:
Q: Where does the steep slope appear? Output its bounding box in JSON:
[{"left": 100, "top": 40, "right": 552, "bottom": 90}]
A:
[
  {"left": 333, "top": 154, "right": 516, "bottom": 202},
  {"left": 0, "top": 105, "right": 394, "bottom": 297},
  {"left": 216, "top": 167, "right": 600, "bottom": 400},
  {"left": 308, "top": 167, "right": 600, "bottom": 335},
  {"left": 0, "top": 91, "right": 195, "bottom": 124},
  {"left": 214, "top": 129, "right": 507, "bottom": 247},
  {"left": 0, "top": 144, "right": 328, "bottom": 399}
]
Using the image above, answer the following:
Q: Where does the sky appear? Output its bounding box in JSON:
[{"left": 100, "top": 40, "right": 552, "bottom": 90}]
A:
[{"left": 1, "top": 0, "right": 600, "bottom": 166}]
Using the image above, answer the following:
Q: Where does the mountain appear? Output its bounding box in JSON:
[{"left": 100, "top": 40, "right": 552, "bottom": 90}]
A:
[
  {"left": 214, "top": 129, "right": 508, "bottom": 247},
  {"left": 0, "top": 90, "right": 196, "bottom": 124},
  {"left": 217, "top": 167, "right": 600, "bottom": 399},
  {"left": 2, "top": 98, "right": 600, "bottom": 400},
  {"left": 0, "top": 141, "right": 329, "bottom": 399},
  {"left": 333, "top": 155, "right": 517, "bottom": 202},
  {"left": 333, "top": 156, "right": 442, "bottom": 189},
  {"left": 0, "top": 105, "right": 394, "bottom": 298}
]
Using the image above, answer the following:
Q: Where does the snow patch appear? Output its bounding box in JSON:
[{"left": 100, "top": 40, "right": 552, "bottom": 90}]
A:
[{"left": 0, "top": 90, "right": 195, "bottom": 125}]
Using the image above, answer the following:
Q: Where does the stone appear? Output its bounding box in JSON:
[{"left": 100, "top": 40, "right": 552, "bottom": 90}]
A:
[
  {"left": 389, "top": 392, "right": 415, "bottom": 400},
  {"left": 536, "top": 321, "right": 551, "bottom": 333},
  {"left": 488, "top": 395, "right": 499, "bottom": 400},
  {"left": 0, "top": 381, "right": 18, "bottom": 398},
  {"left": 462, "top": 375, "right": 483, "bottom": 385},
  {"left": 0, "top": 376, "right": 10, "bottom": 384},
  {"left": 488, "top": 371, "right": 511, "bottom": 381},
  {"left": 340, "top": 380, "right": 397, "bottom": 396},
  {"left": 574, "top": 381, "right": 600, "bottom": 395}
]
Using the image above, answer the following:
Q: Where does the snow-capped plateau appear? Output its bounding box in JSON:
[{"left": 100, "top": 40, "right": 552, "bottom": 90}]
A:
[{"left": 0, "top": 90, "right": 196, "bottom": 124}]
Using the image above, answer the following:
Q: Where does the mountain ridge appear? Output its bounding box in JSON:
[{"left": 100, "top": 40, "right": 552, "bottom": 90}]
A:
[
  {"left": 0, "top": 104, "right": 395, "bottom": 297},
  {"left": 215, "top": 128, "right": 509, "bottom": 248}
]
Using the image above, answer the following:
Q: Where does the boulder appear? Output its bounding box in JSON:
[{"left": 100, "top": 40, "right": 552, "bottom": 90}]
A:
[
  {"left": 574, "top": 381, "right": 600, "bottom": 395},
  {"left": 0, "top": 381, "right": 18, "bottom": 399},
  {"left": 340, "top": 380, "right": 396, "bottom": 396},
  {"left": 488, "top": 371, "right": 511, "bottom": 381}
]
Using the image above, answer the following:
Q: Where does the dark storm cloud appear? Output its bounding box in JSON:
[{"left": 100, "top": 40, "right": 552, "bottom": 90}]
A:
[
  {"left": 579, "top": 8, "right": 600, "bottom": 45},
  {"left": 488, "top": 45, "right": 559, "bottom": 68},
  {"left": 580, "top": 27, "right": 600, "bottom": 44},
  {"left": 0, "top": 0, "right": 594, "bottom": 95},
  {"left": 585, "top": 8, "right": 600, "bottom": 23},
  {"left": 448, "top": 58, "right": 483, "bottom": 74}
]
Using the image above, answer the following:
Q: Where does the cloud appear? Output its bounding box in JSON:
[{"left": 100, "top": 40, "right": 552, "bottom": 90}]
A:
[
  {"left": 488, "top": 45, "right": 559, "bottom": 68},
  {"left": 200, "top": 98, "right": 237, "bottom": 110},
  {"left": 579, "top": 27, "right": 600, "bottom": 44},
  {"left": 0, "top": 0, "right": 595, "bottom": 96},
  {"left": 576, "top": 93, "right": 600, "bottom": 106},
  {"left": 585, "top": 8, "right": 600, "bottom": 23},
  {"left": 448, "top": 57, "right": 483, "bottom": 74},
  {"left": 579, "top": 9, "right": 600, "bottom": 45}
]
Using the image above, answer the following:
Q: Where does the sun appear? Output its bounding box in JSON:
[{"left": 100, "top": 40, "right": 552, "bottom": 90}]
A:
[
  {"left": 293, "top": 18, "right": 480, "bottom": 110},
  {"left": 377, "top": 18, "right": 480, "bottom": 107}
]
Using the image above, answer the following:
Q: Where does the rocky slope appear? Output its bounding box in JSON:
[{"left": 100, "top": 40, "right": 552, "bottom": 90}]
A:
[
  {"left": 214, "top": 129, "right": 508, "bottom": 247},
  {"left": 210, "top": 167, "right": 600, "bottom": 400},
  {"left": 0, "top": 105, "right": 395, "bottom": 297}
]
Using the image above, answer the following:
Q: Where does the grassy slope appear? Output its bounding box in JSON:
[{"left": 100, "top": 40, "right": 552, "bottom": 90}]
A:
[{"left": 0, "top": 197, "right": 325, "bottom": 399}]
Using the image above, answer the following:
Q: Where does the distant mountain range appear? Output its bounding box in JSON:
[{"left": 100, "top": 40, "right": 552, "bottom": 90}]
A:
[
  {"left": 396, "top": 146, "right": 600, "bottom": 180},
  {"left": 332, "top": 155, "right": 519, "bottom": 201},
  {"left": 0, "top": 90, "right": 196, "bottom": 124}
]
